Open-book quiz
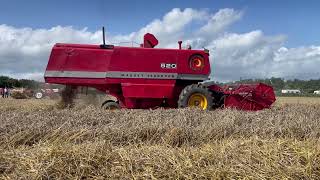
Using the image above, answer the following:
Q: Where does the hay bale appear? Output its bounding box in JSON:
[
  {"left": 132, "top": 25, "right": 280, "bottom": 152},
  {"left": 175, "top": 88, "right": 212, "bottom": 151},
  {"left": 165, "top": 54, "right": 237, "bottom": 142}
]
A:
[{"left": 11, "top": 91, "right": 28, "bottom": 99}]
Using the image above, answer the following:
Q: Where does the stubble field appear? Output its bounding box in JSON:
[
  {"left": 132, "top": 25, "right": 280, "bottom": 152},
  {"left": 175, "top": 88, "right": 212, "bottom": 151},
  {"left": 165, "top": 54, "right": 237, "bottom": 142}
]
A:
[{"left": 0, "top": 97, "right": 320, "bottom": 179}]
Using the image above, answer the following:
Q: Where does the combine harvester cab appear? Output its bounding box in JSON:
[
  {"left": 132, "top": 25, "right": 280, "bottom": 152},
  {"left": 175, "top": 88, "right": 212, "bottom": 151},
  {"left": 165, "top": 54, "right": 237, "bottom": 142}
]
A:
[{"left": 45, "top": 27, "right": 275, "bottom": 110}]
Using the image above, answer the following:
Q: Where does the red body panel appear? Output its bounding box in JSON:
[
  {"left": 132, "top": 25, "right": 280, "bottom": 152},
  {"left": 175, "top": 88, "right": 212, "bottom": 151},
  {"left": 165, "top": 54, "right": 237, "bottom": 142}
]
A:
[
  {"left": 121, "top": 83, "right": 175, "bottom": 98},
  {"left": 46, "top": 44, "right": 210, "bottom": 75},
  {"left": 45, "top": 36, "right": 210, "bottom": 109},
  {"left": 46, "top": 44, "right": 112, "bottom": 72}
]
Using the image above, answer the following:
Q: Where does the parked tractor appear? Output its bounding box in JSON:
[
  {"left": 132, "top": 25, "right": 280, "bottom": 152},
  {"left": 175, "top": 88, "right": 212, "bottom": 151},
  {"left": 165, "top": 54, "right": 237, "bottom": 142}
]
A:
[
  {"left": 44, "top": 27, "right": 275, "bottom": 110},
  {"left": 34, "top": 83, "right": 60, "bottom": 99}
]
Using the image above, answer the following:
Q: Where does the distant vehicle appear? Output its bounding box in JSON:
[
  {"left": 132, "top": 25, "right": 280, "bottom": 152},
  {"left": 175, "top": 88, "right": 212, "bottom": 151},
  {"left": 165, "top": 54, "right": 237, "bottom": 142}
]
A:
[
  {"left": 314, "top": 90, "right": 320, "bottom": 95},
  {"left": 34, "top": 88, "right": 59, "bottom": 99},
  {"left": 281, "top": 89, "right": 301, "bottom": 94},
  {"left": 34, "top": 83, "right": 60, "bottom": 99}
]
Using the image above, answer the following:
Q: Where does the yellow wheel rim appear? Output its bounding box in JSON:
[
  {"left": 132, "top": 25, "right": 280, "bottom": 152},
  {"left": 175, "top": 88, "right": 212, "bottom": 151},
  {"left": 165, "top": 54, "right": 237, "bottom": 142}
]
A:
[{"left": 187, "top": 93, "right": 208, "bottom": 110}]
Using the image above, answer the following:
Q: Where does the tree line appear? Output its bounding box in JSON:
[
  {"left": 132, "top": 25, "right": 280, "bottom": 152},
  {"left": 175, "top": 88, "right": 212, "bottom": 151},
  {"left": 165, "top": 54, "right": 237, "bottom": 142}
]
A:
[
  {"left": 1, "top": 75, "right": 320, "bottom": 95},
  {"left": 0, "top": 76, "right": 40, "bottom": 89},
  {"left": 234, "top": 77, "right": 320, "bottom": 95}
]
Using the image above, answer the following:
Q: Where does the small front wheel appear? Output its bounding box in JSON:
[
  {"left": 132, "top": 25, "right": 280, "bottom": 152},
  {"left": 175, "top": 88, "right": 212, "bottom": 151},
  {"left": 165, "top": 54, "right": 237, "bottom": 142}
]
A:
[
  {"left": 102, "top": 101, "right": 120, "bottom": 110},
  {"left": 34, "top": 91, "right": 44, "bottom": 99}
]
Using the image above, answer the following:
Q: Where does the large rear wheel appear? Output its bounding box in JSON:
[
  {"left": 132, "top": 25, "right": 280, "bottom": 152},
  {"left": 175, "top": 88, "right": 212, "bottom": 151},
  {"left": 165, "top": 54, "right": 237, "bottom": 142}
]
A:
[{"left": 178, "top": 84, "right": 213, "bottom": 110}]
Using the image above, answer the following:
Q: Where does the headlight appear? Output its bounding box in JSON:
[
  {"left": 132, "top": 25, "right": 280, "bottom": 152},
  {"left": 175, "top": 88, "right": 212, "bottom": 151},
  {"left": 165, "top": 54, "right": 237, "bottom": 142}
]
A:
[{"left": 189, "top": 55, "right": 204, "bottom": 70}]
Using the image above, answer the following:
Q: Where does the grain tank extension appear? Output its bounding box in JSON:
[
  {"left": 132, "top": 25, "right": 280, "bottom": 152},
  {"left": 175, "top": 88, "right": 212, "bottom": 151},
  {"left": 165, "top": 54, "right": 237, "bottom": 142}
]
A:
[{"left": 45, "top": 27, "right": 275, "bottom": 110}]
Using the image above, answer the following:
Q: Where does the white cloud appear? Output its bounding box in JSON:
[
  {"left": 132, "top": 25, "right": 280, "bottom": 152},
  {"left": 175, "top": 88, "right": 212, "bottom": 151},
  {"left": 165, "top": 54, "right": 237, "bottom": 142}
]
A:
[
  {"left": 0, "top": 8, "right": 320, "bottom": 81},
  {"left": 109, "top": 8, "right": 208, "bottom": 48},
  {"left": 210, "top": 31, "right": 320, "bottom": 81},
  {"left": 209, "top": 31, "right": 287, "bottom": 81},
  {"left": 0, "top": 25, "right": 101, "bottom": 80},
  {"left": 199, "top": 8, "right": 243, "bottom": 38},
  {"left": 271, "top": 46, "right": 320, "bottom": 79}
]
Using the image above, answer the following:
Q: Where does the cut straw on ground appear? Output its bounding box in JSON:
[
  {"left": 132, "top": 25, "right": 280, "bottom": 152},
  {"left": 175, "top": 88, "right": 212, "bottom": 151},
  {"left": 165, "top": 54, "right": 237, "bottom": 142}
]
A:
[{"left": 0, "top": 97, "right": 320, "bottom": 179}]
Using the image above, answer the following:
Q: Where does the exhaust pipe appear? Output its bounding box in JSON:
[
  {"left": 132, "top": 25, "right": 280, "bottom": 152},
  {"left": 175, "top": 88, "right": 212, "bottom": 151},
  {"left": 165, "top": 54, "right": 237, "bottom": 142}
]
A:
[
  {"left": 102, "top": 26, "right": 106, "bottom": 46},
  {"left": 178, "top": 41, "right": 182, "bottom": 50},
  {"left": 100, "top": 26, "right": 114, "bottom": 49}
]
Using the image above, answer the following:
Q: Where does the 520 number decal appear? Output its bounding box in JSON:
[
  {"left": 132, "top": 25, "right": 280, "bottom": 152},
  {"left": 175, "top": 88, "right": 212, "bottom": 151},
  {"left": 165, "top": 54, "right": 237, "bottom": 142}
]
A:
[{"left": 161, "top": 63, "right": 177, "bottom": 69}]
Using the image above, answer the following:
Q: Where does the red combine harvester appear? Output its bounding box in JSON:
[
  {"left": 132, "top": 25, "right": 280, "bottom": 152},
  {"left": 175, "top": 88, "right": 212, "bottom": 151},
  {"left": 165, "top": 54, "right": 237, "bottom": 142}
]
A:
[{"left": 44, "top": 27, "right": 275, "bottom": 110}]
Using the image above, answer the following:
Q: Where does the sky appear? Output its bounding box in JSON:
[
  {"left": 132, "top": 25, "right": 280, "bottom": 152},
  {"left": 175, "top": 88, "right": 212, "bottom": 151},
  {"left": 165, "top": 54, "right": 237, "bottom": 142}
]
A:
[{"left": 0, "top": 0, "right": 320, "bottom": 81}]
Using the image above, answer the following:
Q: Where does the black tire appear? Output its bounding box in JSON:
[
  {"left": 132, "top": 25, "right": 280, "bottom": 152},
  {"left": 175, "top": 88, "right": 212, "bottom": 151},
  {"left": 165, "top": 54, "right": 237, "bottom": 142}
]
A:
[
  {"left": 102, "top": 101, "right": 120, "bottom": 110},
  {"left": 178, "top": 84, "right": 213, "bottom": 110},
  {"left": 211, "top": 91, "right": 225, "bottom": 109}
]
